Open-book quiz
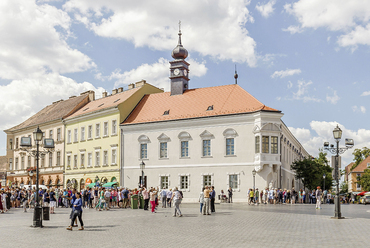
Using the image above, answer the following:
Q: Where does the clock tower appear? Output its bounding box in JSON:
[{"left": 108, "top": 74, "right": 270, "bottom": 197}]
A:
[{"left": 170, "top": 23, "right": 189, "bottom": 95}]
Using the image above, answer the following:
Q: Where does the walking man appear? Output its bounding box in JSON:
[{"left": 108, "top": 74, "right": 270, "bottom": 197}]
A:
[
  {"left": 160, "top": 188, "right": 167, "bottom": 208},
  {"left": 203, "top": 186, "right": 211, "bottom": 215},
  {"left": 210, "top": 186, "right": 216, "bottom": 213},
  {"left": 228, "top": 187, "right": 233, "bottom": 203},
  {"left": 316, "top": 186, "right": 322, "bottom": 210}
]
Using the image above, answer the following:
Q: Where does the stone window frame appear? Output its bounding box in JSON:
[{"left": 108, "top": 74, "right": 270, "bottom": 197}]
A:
[
  {"left": 138, "top": 135, "right": 150, "bottom": 160},
  {"left": 223, "top": 128, "right": 238, "bottom": 157},
  {"left": 178, "top": 173, "right": 190, "bottom": 192},
  {"left": 226, "top": 172, "right": 241, "bottom": 192},
  {"left": 159, "top": 174, "right": 170, "bottom": 189},
  {"left": 178, "top": 131, "right": 192, "bottom": 159},
  {"left": 200, "top": 130, "right": 214, "bottom": 158},
  {"left": 201, "top": 173, "right": 214, "bottom": 186},
  {"left": 158, "top": 133, "right": 170, "bottom": 159}
]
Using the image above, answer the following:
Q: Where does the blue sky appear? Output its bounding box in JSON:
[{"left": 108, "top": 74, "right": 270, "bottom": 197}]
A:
[{"left": 0, "top": 0, "right": 369, "bottom": 169}]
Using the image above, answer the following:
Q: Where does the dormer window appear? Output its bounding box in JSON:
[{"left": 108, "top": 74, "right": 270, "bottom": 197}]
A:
[
  {"left": 163, "top": 110, "right": 170, "bottom": 115},
  {"left": 113, "top": 99, "right": 120, "bottom": 103},
  {"left": 98, "top": 103, "right": 104, "bottom": 107},
  {"left": 83, "top": 108, "right": 89, "bottom": 111},
  {"left": 207, "top": 105, "right": 213, "bottom": 111}
]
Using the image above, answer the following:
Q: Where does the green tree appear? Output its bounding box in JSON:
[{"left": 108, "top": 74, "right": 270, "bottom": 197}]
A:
[
  {"left": 291, "top": 157, "right": 333, "bottom": 190},
  {"left": 357, "top": 169, "right": 370, "bottom": 191},
  {"left": 351, "top": 147, "right": 370, "bottom": 170},
  {"left": 340, "top": 181, "right": 348, "bottom": 194}
]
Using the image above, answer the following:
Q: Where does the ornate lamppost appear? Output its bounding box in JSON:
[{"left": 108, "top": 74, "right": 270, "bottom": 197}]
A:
[
  {"left": 20, "top": 126, "right": 54, "bottom": 227},
  {"left": 140, "top": 160, "right": 145, "bottom": 188},
  {"left": 323, "top": 125, "right": 354, "bottom": 219}
]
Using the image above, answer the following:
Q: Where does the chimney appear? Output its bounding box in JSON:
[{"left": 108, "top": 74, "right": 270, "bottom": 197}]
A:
[
  {"left": 80, "top": 90, "right": 95, "bottom": 101},
  {"left": 128, "top": 83, "right": 135, "bottom": 89},
  {"left": 102, "top": 92, "right": 108, "bottom": 98},
  {"left": 135, "top": 80, "right": 146, "bottom": 88},
  {"left": 112, "top": 89, "right": 118, "bottom": 95},
  {"left": 117, "top": 87, "right": 123, "bottom": 93},
  {"left": 69, "top": 96, "right": 76, "bottom": 99}
]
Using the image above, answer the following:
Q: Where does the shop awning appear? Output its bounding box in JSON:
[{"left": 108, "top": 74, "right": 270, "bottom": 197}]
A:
[
  {"left": 357, "top": 191, "right": 368, "bottom": 196},
  {"left": 87, "top": 183, "right": 96, "bottom": 188},
  {"left": 102, "top": 182, "right": 118, "bottom": 187}
]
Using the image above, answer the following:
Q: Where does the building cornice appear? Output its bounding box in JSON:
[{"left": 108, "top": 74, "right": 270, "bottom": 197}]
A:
[
  {"left": 64, "top": 168, "right": 119, "bottom": 175},
  {"left": 63, "top": 107, "right": 119, "bottom": 125}
]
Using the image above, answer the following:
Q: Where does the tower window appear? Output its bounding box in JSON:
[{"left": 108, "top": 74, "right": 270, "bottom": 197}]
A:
[
  {"left": 163, "top": 110, "right": 170, "bottom": 115},
  {"left": 207, "top": 105, "right": 213, "bottom": 111}
]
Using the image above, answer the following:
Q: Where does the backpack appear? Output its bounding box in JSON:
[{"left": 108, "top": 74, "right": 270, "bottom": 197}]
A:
[{"left": 179, "top": 191, "right": 183, "bottom": 199}]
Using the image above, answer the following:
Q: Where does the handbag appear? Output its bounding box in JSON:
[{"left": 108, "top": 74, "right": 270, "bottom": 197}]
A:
[{"left": 73, "top": 209, "right": 81, "bottom": 217}]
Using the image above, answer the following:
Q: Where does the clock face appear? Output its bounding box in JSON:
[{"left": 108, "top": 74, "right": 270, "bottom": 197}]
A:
[
  {"left": 174, "top": 69, "right": 180, "bottom": 76},
  {"left": 184, "top": 69, "right": 187, "bottom": 77}
]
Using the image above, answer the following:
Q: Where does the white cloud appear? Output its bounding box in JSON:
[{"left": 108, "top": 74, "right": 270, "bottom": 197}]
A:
[
  {"left": 63, "top": 0, "right": 258, "bottom": 66},
  {"left": 326, "top": 88, "right": 340, "bottom": 104},
  {"left": 361, "top": 106, "right": 366, "bottom": 113},
  {"left": 282, "top": 25, "right": 303, "bottom": 34},
  {"left": 96, "top": 58, "right": 207, "bottom": 91},
  {"left": 0, "top": 0, "right": 95, "bottom": 80},
  {"left": 289, "top": 121, "right": 370, "bottom": 169},
  {"left": 284, "top": 0, "right": 370, "bottom": 48},
  {"left": 352, "top": 105, "right": 366, "bottom": 114},
  {"left": 271, "top": 69, "right": 301, "bottom": 78},
  {"left": 256, "top": 0, "right": 276, "bottom": 18},
  {"left": 0, "top": 74, "right": 105, "bottom": 131},
  {"left": 287, "top": 81, "right": 293, "bottom": 89},
  {"left": 361, "top": 91, "right": 370, "bottom": 96},
  {"left": 292, "top": 80, "right": 321, "bottom": 102}
]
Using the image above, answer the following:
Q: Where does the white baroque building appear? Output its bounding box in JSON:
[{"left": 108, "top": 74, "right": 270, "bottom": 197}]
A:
[{"left": 119, "top": 30, "right": 309, "bottom": 202}]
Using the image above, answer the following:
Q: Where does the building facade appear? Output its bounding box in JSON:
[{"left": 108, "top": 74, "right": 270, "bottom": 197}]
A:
[
  {"left": 346, "top": 156, "right": 370, "bottom": 193},
  {"left": 4, "top": 91, "right": 93, "bottom": 188},
  {"left": 120, "top": 30, "right": 309, "bottom": 202},
  {"left": 63, "top": 81, "right": 163, "bottom": 189}
]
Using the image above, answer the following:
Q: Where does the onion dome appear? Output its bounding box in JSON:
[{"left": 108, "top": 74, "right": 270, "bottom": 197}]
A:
[{"left": 171, "top": 29, "right": 188, "bottom": 60}]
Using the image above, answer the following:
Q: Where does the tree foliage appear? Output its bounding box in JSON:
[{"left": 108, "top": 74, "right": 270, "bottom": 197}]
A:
[
  {"left": 351, "top": 147, "right": 370, "bottom": 170},
  {"left": 291, "top": 155, "right": 333, "bottom": 190},
  {"left": 357, "top": 169, "right": 370, "bottom": 191},
  {"left": 340, "top": 181, "right": 348, "bottom": 194}
]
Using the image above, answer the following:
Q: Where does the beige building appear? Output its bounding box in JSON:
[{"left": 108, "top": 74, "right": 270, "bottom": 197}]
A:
[{"left": 4, "top": 91, "right": 93, "bottom": 188}]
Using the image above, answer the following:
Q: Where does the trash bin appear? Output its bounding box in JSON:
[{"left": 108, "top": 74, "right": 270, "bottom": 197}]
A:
[
  {"left": 131, "top": 194, "right": 138, "bottom": 209},
  {"left": 139, "top": 195, "right": 144, "bottom": 209},
  {"left": 42, "top": 206, "right": 50, "bottom": 221}
]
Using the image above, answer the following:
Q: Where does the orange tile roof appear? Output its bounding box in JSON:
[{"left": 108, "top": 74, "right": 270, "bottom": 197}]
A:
[
  {"left": 6, "top": 94, "right": 89, "bottom": 132},
  {"left": 123, "top": 84, "right": 280, "bottom": 125},
  {"left": 66, "top": 87, "right": 141, "bottom": 119},
  {"left": 351, "top": 156, "right": 370, "bottom": 172}
]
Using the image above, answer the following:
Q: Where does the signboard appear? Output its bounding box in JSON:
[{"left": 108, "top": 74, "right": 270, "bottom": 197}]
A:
[
  {"left": 44, "top": 138, "right": 54, "bottom": 148},
  {"left": 20, "top": 137, "right": 32, "bottom": 147},
  {"left": 86, "top": 178, "right": 92, "bottom": 184}
]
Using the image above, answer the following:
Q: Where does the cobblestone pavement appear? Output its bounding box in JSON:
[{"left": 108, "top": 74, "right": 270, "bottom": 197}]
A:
[{"left": 1, "top": 203, "right": 369, "bottom": 248}]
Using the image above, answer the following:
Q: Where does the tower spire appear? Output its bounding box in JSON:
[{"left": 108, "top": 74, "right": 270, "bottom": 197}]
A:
[
  {"left": 178, "top": 20, "right": 182, "bottom": 46},
  {"left": 234, "top": 64, "right": 238, "bottom": 84}
]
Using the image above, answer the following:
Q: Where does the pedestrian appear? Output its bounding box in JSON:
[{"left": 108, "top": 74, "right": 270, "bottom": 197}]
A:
[
  {"left": 122, "top": 187, "right": 129, "bottom": 208},
  {"left": 49, "top": 188, "right": 56, "bottom": 214},
  {"left": 210, "top": 186, "right": 216, "bottom": 212},
  {"left": 291, "top": 187, "right": 296, "bottom": 204},
  {"left": 142, "top": 187, "right": 149, "bottom": 210},
  {"left": 302, "top": 189, "right": 306, "bottom": 204},
  {"left": 66, "top": 192, "right": 84, "bottom": 231},
  {"left": 199, "top": 187, "right": 205, "bottom": 214},
  {"left": 149, "top": 188, "right": 157, "bottom": 213},
  {"left": 255, "top": 188, "right": 259, "bottom": 205},
  {"left": 21, "top": 189, "right": 28, "bottom": 212},
  {"left": 171, "top": 187, "right": 183, "bottom": 217},
  {"left": 160, "top": 188, "right": 167, "bottom": 208},
  {"left": 228, "top": 187, "right": 233, "bottom": 203},
  {"left": 203, "top": 186, "right": 211, "bottom": 215},
  {"left": 315, "top": 186, "right": 322, "bottom": 210},
  {"left": 268, "top": 188, "right": 274, "bottom": 204},
  {"left": 249, "top": 189, "right": 254, "bottom": 205},
  {"left": 166, "top": 189, "right": 172, "bottom": 208}
]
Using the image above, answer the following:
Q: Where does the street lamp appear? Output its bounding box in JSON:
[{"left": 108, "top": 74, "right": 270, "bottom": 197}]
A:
[
  {"left": 20, "top": 126, "right": 54, "bottom": 227},
  {"left": 323, "top": 173, "right": 326, "bottom": 192},
  {"left": 140, "top": 160, "right": 145, "bottom": 188},
  {"left": 252, "top": 168, "right": 256, "bottom": 190},
  {"left": 323, "top": 125, "right": 354, "bottom": 219}
]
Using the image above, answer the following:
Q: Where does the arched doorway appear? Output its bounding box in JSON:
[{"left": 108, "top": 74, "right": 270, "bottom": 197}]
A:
[
  {"left": 101, "top": 177, "right": 108, "bottom": 185},
  {"left": 111, "top": 177, "right": 117, "bottom": 182},
  {"left": 66, "top": 179, "right": 71, "bottom": 188},
  {"left": 80, "top": 178, "right": 85, "bottom": 191},
  {"left": 48, "top": 179, "right": 53, "bottom": 188},
  {"left": 71, "top": 178, "right": 78, "bottom": 189}
]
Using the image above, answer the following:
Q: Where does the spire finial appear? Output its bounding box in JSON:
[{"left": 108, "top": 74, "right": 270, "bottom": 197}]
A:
[
  {"left": 178, "top": 20, "right": 182, "bottom": 45},
  {"left": 234, "top": 64, "right": 238, "bottom": 84}
]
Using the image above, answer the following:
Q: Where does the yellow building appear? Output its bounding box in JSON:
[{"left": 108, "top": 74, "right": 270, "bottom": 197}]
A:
[{"left": 63, "top": 81, "right": 163, "bottom": 190}]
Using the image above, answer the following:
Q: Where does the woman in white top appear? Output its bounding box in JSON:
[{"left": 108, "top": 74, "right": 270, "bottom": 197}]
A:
[
  {"left": 171, "top": 187, "right": 183, "bottom": 217},
  {"left": 199, "top": 188, "right": 205, "bottom": 214}
]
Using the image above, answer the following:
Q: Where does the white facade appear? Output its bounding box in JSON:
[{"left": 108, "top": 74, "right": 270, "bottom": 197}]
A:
[{"left": 121, "top": 111, "right": 309, "bottom": 202}]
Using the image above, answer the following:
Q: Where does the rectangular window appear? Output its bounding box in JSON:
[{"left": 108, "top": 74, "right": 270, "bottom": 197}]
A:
[
  {"left": 28, "top": 156, "right": 31, "bottom": 168},
  {"left": 112, "top": 120, "right": 117, "bottom": 135},
  {"left": 49, "top": 130, "right": 53, "bottom": 139},
  {"left": 9, "top": 158, "right": 13, "bottom": 170},
  {"left": 95, "top": 151, "right": 100, "bottom": 166},
  {"left": 67, "top": 130, "right": 71, "bottom": 143},
  {"left": 88, "top": 125, "right": 92, "bottom": 139},
  {"left": 67, "top": 155, "right": 71, "bottom": 168},
  {"left": 73, "top": 155, "right": 77, "bottom": 168},
  {"left": 49, "top": 153, "right": 53, "bottom": 167},
  {"left": 103, "top": 150, "right": 108, "bottom": 165},
  {"left": 203, "top": 140, "right": 211, "bottom": 157},
  {"left": 262, "top": 136, "right": 269, "bottom": 153},
  {"left": 21, "top": 156, "right": 25, "bottom": 169},
  {"left": 271, "top": 136, "right": 278, "bottom": 154},
  {"left": 160, "top": 142, "right": 167, "bottom": 158},
  {"left": 180, "top": 175, "right": 188, "bottom": 189},
  {"left": 203, "top": 175, "right": 212, "bottom": 187},
  {"left": 226, "top": 138, "right": 234, "bottom": 155},
  {"left": 15, "top": 157, "right": 19, "bottom": 170},
  {"left": 41, "top": 157, "right": 45, "bottom": 168},
  {"left": 96, "top": 124, "right": 100, "bottom": 138},
  {"left": 255, "top": 136, "right": 260, "bottom": 153},
  {"left": 9, "top": 139, "right": 13, "bottom": 150},
  {"left": 74, "top": 129, "right": 78, "bottom": 142},
  {"left": 80, "top": 154, "right": 85, "bottom": 167},
  {"left": 181, "top": 141, "right": 189, "bottom": 157},
  {"left": 229, "top": 174, "right": 238, "bottom": 189},
  {"left": 161, "top": 176, "right": 169, "bottom": 189},
  {"left": 104, "top": 122, "right": 108, "bottom": 136},
  {"left": 56, "top": 151, "right": 61, "bottom": 166},
  {"left": 112, "top": 149, "right": 117, "bottom": 164},
  {"left": 140, "top": 144, "right": 147, "bottom": 159},
  {"left": 16, "top": 138, "right": 19, "bottom": 149},
  {"left": 57, "top": 128, "right": 61, "bottom": 141},
  {"left": 88, "top": 153, "right": 92, "bottom": 167},
  {"left": 81, "top": 127, "right": 85, "bottom": 141}
]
